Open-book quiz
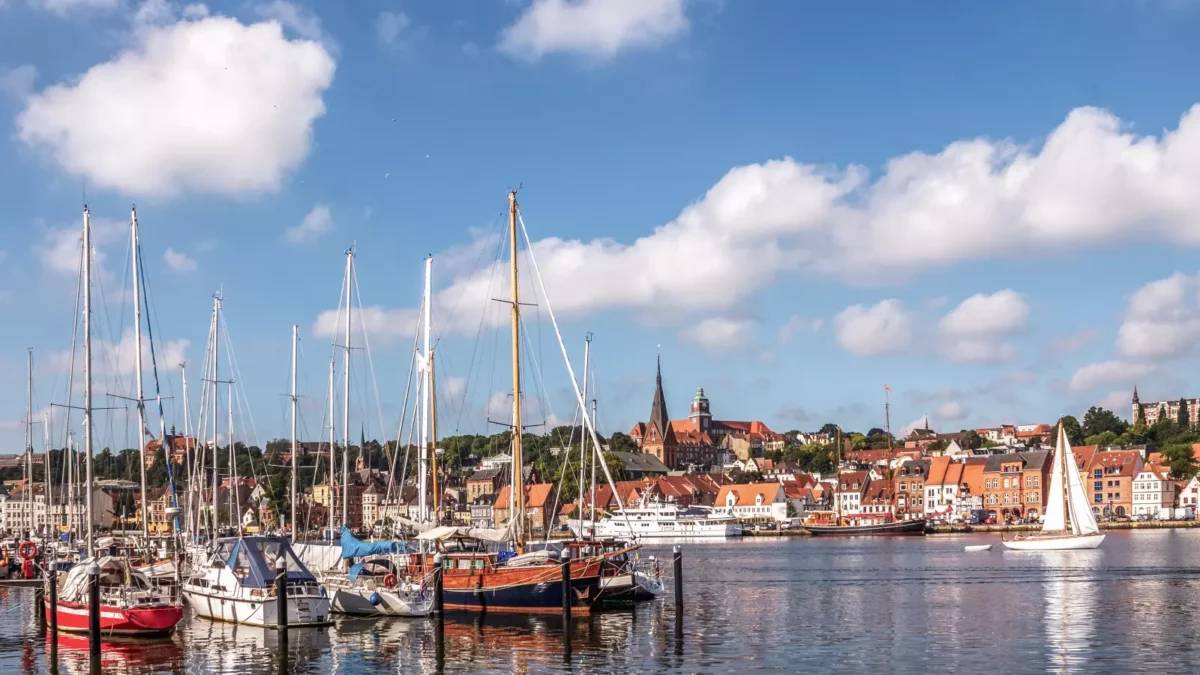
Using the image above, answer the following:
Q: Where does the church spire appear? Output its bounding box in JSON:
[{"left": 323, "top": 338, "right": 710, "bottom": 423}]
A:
[{"left": 649, "top": 354, "right": 673, "bottom": 443}]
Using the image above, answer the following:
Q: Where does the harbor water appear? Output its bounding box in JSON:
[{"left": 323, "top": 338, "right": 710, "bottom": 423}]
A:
[{"left": 4, "top": 531, "right": 1200, "bottom": 673}]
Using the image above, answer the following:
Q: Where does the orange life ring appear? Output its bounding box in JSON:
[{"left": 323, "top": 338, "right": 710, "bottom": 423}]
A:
[
  {"left": 17, "top": 541, "right": 37, "bottom": 561},
  {"left": 383, "top": 573, "right": 399, "bottom": 589}
]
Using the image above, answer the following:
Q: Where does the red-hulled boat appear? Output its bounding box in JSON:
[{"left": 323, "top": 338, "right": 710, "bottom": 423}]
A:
[{"left": 48, "top": 556, "right": 183, "bottom": 637}]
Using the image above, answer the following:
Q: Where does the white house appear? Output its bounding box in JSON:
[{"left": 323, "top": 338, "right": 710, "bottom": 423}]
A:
[
  {"left": 1132, "top": 468, "right": 1175, "bottom": 517},
  {"left": 1180, "top": 477, "right": 1200, "bottom": 508},
  {"left": 835, "top": 471, "right": 868, "bottom": 516},
  {"left": 714, "top": 483, "right": 788, "bottom": 522}
]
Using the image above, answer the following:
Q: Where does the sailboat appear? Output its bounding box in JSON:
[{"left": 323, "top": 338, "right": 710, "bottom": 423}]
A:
[
  {"left": 1002, "top": 424, "right": 1104, "bottom": 551},
  {"left": 318, "top": 251, "right": 433, "bottom": 618},
  {"left": 181, "top": 294, "right": 331, "bottom": 626},
  {"left": 806, "top": 388, "right": 928, "bottom": 536},
  {"left": 48, "top": 206, "right": 184, "bottom": 638}
]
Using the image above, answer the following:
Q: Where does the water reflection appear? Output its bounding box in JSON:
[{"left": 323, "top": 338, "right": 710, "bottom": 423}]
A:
[{"left": 9, "top": 535, "right": 1200, "bottom": 673}]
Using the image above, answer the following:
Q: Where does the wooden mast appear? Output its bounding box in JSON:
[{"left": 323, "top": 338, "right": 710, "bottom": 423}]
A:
[{"left": 508, "top": 190, "right": 525, "bottom": 549}]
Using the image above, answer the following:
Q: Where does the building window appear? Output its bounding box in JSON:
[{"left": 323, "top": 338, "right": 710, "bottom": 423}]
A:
[
  {"left": 1094, "top": 481, "right": 1102, "bottom": 492},
  {"left": 1094, "top": 469, "right": 1102, "bottom": 479},
  {"left": 1094, "top": 494, "right": 1103, "bottom": 504}
]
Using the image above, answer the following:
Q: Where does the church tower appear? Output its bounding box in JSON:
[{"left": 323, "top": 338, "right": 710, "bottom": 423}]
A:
[
  {"left": 643, "top": 355, "right": 677, "bottom": 468},
  {"left": 690, "top": 387, "right": 712, "bottom": 433},
  {"left": 1132, "top": 386, "right": 1141, "bottom": 425}
]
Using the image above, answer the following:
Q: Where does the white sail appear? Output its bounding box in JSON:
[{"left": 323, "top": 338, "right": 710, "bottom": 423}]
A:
[
  {"left": 1063, "top": 434, "right": 1100, "bottom": 535},
  {"left": 1041, "top": 427, "right": 1067, "bottom": 533}
]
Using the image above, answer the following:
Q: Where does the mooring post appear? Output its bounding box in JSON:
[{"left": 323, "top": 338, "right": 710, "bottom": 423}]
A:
[
  {"left": 673, "top": 545, "right": 683, "bottom": 614},
  {"left": 432, "top": 553, "right": 444, "bottom": 617},
  {"left": 561, "top": 547, "right": 572, "bottom": 662},
  {"left": 275, "top": 556, "right": 289, "bottom": 635},
  {"left": 47, "top": 559, "right": 58, "bottom": 640},
  {"left": 560, "top": 548, "right": 572, "bottom": 620},
  {"left": 35, "top": 575, "right": 46, "bottom": 633},
  {"left": 87, "top": 561, "right": 100, "bottom": 656}
]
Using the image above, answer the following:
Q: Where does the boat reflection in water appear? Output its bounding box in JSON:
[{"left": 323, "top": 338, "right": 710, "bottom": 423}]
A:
[
  {"left": 186, "top": 610, "right": 332, "bottom": 673},
  {"left": 47, "top": 632, "right": 185, "bottom": 673}
]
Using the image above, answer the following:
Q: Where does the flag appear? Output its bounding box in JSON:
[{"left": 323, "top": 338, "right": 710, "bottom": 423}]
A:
[{"left": 884, "top": 384, "right": 891, "bottom": 391}]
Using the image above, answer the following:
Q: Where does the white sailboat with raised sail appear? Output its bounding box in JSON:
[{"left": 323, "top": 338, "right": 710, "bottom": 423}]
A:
[{"left": 1003, "top": 424, "right": 1104, "bottom": 551}]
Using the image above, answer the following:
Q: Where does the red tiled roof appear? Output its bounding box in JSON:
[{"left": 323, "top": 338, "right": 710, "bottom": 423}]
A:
[
  {"left": 838, "top": 471, "right": 868, "bottom": 491},
  {"left": 1089, "top": 451, "right": 1143, "bottom": 478}
]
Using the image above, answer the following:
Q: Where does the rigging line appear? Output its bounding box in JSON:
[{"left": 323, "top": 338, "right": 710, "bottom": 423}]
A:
[
  {"left": 516, "top": 210, "right": 633, "bottom": 528},
  {"left": 450, "top": 215, "right": 510, "bottom": 434},
  {"left": 516, "top": 310, "right": 558, "bottom": 429},
  {"left": 383, "top": 308, "right": 421, "bottom": 512},
  {"left": 136, "top": 241, "right": 179, "bottom": 515},
  {"left": 59, "top": 227, "right": 85, "bottom": 451},
  {"left": 350, "top": 265, "right": 385, "bottom": 438},
  {"left": 392, "top": 373, "right": 422, "bottom": 527},
  {"left": 432, "top": 208, "right": 508, "bottom": 352},
  {"left": 544, "top": 404, "right": 582, "bottom": 544},
  {"left": 219, "top": 310, "right": 263, "bottom": 452}
]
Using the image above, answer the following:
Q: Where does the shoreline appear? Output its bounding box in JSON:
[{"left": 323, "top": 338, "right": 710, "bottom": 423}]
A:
[{"left": 736, "top": 520, "right": 1200, "bottom": 537}]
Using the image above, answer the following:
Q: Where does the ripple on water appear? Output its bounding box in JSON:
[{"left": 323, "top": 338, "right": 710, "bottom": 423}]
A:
[{"left": 2, "top": 531, "right": 1200, "bottom": 673}]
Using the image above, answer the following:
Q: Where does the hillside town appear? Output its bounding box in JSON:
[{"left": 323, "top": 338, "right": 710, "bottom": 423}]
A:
[{"left": 3, "top": 361, "right": 1199, "bottom": 538}]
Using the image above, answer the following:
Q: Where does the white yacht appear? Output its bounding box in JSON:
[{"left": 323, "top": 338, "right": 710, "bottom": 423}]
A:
[
  {"left": 183, "top": 536, "right": 331, "bottom": 627},
  {"left": 572, "top": 501, "right": 742, "bottom": 540}
]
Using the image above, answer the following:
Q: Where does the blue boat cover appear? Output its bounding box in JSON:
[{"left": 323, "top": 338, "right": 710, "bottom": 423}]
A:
[
  {"left": 212, "top": 536, "right": 316, "bottom": 588},
  {"left": 340, "top": 527, "right": 404, "bottom": 559}
]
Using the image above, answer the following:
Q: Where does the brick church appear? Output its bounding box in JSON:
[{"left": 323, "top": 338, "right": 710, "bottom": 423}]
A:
[{"left": 630, "top": 357, "right": 785, "bottom": 470}]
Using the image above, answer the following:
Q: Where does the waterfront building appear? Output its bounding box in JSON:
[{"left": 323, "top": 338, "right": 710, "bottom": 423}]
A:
[
  {"left": 630, "top": 358, "right": 782, "bottom": 469},
  {"left": 835, "top": 471, "right": 869, "bottom": 515},
  {"left": 142, "top": 433, "right": 198, "bottom": 468},
  {"left": 466, "top": 467, "right": 505, "bottom": 502},
  {"left": 894, "top": 459, "right": 930, "bottom": 518},
  {"left": 1132, "top": 467, "right": 1175, "bottom": 517},
  {"left": 713, "top": 482, "right": 787, "bottom": 522},
  {"left": 493, "top": 483, "right": 558, "bottom": 534},
  {"left": 981, "top": 451, "right": 1050, "bottom": 521},
  {"left": 1087, "top": 451, "right": 1142, "bottom": 518}
]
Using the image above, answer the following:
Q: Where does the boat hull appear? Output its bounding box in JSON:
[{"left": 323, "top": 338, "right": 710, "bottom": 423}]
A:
[
  {"left": 573, "top": 519, "right": 741, "bottom": 539},
  {"left": 183, "top": 589, "right": 331, "bottom": 627},
  {"left": 805, "top": 519, "right": 928, "bottom": 536},
  {"left": 442, "top": 574, "right": 600, "bottom": 614},
  {"left": 329, "top": 586, "right": 430, "bottom": 617},
  {"left": 1001, "top": 533, "right": 1105, "bottom": 551},
  {"left": 49, "top": 601, "right": 183, "bottom": 637}
]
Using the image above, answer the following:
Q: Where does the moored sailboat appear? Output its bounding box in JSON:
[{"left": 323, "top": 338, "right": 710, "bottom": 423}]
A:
[
  {"left": 1002, "top": 424, "right": 1104, "bottom": 551},
  {"left": 47, "top": 206, "right": 183, "bottom": 639}
]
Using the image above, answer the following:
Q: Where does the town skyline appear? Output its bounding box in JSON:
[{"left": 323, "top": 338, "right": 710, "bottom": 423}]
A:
[{"left": 2, "top": 2, "right": 1200, "bottom": 451}]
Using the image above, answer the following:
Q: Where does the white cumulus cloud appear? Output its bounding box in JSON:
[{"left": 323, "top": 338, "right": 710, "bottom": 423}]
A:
[
  {"left": 936, "top": 401, "right": 969, "bottom": 423},
  {"left": 285, "top": 205, "right": 333, "bottom": 244},
  {"left": 46, "top": 328, "right": 188, "bottom": 380},
  {"left": 833, "top": 300, "right": 912, "bottom": 357},
  {"left": 17, "top": 10, "right": 335, "bottom": 198},
  {"left": 376, "top": 10, "right": 410, "bottom": 45},
  {"left": 163, "top": 247, "right": 197, "bottom": 272},
  {"left": 1069, "top": 360, "right": 1156, "bottom": 392},
  {"left": 499, "top": 0, "right": 688, "bottom": 61},
  {"left": 678, "top": 317, "right": 754, "bottom": 351},
  {"left": 937, "top": 290, "right": 1029, "bottom": 363},
  {"left": 311, "top": 103, "right": 1200, "bottom": 340},
  {"left": 1116, "top": 272, "right": 1200, "bottom": 359},
  {"left": 30, "top": 0, "right": 117, "bottom": 15}
]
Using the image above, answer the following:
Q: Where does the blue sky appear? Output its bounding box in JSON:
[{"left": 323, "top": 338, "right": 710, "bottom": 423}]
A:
[{"left": 1, "top": 0, "right": 1199, "bottom": 454}]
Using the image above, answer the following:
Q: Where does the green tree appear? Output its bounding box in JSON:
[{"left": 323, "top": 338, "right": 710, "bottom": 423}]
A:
[
  {"left": 605, "top": 432, "right": 639, "bottom": 454},
  {"left": 818, "top": 423, "right": 840, "bottom": 436},
  {"left": 960, "top": 430, "right": 982, "bottom": 450},
  {"left": 1082, "top": 406, "right": 1128, "bottom": 438},
  {"left": 926, "top": 439, "right": 948, "bottom": 453},
  {"left": 1058, "top": 415, "right": 1084, "bottom": 446},
  {"left": 1163, "top": 443, "right": 1200, "bottom": 480},
  {"left": 1084, "top": 430, "right": 1118, "bottom": 448},
  {"left": 1181, "top": 398, "right": 1191, "bottom": 428}
]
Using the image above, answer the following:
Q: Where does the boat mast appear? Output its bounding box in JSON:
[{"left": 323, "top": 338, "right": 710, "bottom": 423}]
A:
[
  {"left": 83, "top": 206, "right": 95, "bottom": 555},
  {"left": 885, "top": 385, "right": 895, "bottom": 520},
  {"left": 291, "top": 324, "right": 299, "bottom": 536},
  {"left": 419, "top": 255, "right": 431, "bottom": 522},
  {"left": 43, "top": 410, "right": 51, "bottom": 538},
  {"left": 229, "top": 381, "right": 240, "bottom": 536},
  {"left": 834, "top": 427, "right": 842, "bottom": 525},
  {"left": 180, "top": 362, "right": 193, "bottom": 538},
  {"left": 430, "top": 349, "right": 440, "bottom": 522},
  {"left": 328, "top": 358, "right": 336, "bottom": 536},
  {"left": 25, "top": 349, "right": 32, "bottom": 537},
  {"left": 210, "top": 294, "right": 221, "bottom": 538},
  {"left": 341, "top": 249, "right": 353, "bottom": 531},
  {"left": 589, "top": 397, "right": 597, "bottom": 541},
  {"left": 578, "top": 335, "right": 591, "bottom": 529},
  {"left": 1059, "top": 423, "right": 1069, "bottom": 533},
  {"left": 508, "top": 191, "right": 525, "bottom": 547},
  {"left": 131, "top": 207, "right": 150, "bottom": 540}
]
